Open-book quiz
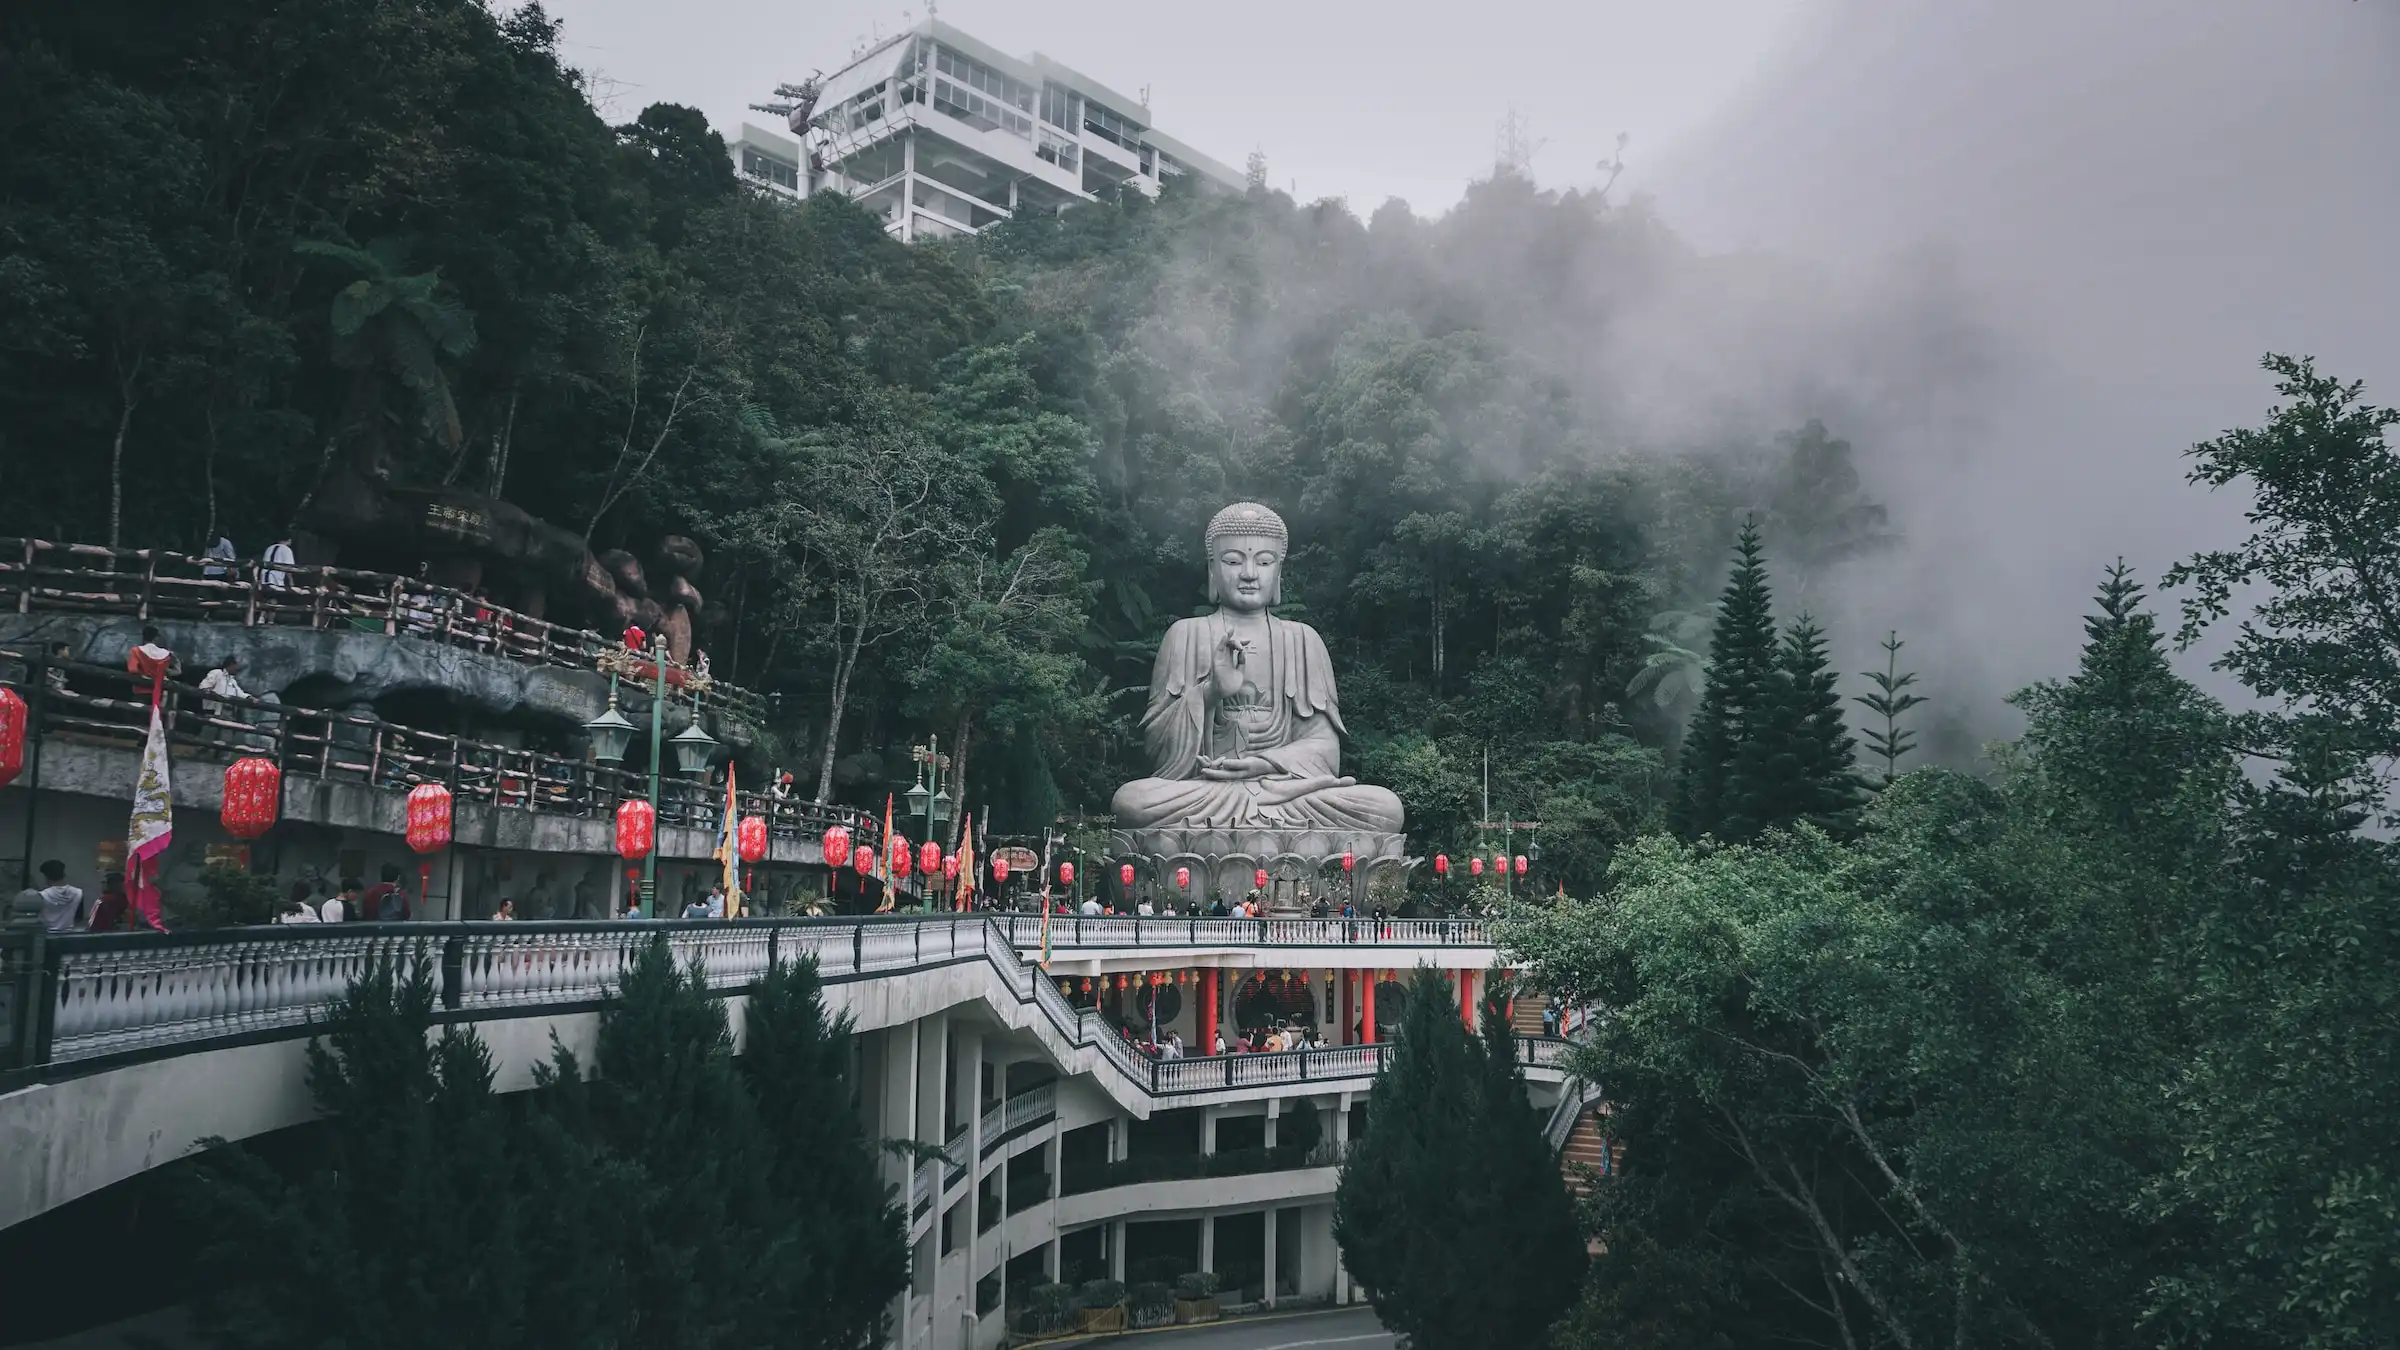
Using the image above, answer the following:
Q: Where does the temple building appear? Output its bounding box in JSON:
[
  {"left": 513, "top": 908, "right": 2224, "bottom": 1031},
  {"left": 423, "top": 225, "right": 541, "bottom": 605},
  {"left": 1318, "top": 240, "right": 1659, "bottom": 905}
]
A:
[{"left": 745, "top": 19, "right": 1246, "bottom": 239}]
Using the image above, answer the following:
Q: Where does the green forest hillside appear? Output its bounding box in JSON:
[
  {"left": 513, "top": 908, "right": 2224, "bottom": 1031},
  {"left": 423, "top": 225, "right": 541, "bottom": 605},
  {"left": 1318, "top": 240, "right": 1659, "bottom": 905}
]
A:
[{"left": 4, "top": 0, "right": 1881, "bottom": 884}]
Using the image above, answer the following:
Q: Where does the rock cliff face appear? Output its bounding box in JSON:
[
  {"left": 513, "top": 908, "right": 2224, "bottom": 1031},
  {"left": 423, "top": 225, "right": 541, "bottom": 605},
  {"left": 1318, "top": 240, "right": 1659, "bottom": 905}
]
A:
[
  {"left": 0, "top": 614, "right": 750, "bottom": 749},
  {"left": 299, "top": 472, "right": 713, "bottom": 663}
]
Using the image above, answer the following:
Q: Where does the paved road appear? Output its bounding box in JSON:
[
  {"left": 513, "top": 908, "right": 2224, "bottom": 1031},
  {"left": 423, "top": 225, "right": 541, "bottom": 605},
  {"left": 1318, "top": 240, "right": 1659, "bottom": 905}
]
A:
[{"left": 1090, "top": 1305, "right": 1398, "bottom": 1350}]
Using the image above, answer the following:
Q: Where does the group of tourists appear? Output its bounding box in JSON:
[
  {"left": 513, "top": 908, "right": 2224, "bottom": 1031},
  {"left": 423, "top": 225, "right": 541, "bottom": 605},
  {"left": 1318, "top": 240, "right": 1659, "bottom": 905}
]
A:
[
  {"left": 275, "top": 865, "right": 417, "bottom": 924},
  {"left": 7, "top": 860, "right": 132, "bottom": 933}
]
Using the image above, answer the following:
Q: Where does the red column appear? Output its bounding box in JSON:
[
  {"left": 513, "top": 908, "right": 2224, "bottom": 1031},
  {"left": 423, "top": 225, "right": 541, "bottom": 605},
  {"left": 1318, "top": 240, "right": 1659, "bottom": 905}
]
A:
[
  {"left": 1200, "top": 968, "right": 1219, "bottom": 1055},
  {"left": 1362, "top": 972, "right": 1378, "bottom": 1044},
  {"left": 1459, "top": 969, "right": 1474, "bottom": 1028}
]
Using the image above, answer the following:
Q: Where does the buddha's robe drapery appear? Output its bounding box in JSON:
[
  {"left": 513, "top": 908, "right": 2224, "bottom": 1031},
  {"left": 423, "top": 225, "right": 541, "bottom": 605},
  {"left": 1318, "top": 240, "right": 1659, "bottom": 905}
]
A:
[{"left": 1109, "top": 614, "right": 1404, "bottom": 833}]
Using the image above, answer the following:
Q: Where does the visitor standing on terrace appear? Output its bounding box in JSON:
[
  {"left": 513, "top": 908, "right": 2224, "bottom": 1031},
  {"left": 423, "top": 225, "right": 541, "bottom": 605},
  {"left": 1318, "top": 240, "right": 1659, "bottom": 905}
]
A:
[{"left": 260, "top": 536, "right": 294, "bottom": 588}]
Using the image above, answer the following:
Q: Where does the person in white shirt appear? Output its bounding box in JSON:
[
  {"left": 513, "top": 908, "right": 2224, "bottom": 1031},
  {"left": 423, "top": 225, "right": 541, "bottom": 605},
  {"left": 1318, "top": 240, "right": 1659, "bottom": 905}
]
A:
[
  {"left": 202, "top": 535, "right": 237, "bottom": 581},
  {"left": 1136, "top": 899, "right": 1154, "bottom": 917},
  {"left": 31, "top": 860, "right": 84, "bottom": 932},
  {"left": 323, "top": 878, "right": 362, "bottom": 923},
  {"left": 1162, "top": 1032, "right": 1183, "bottom": 1059},
  {"left": 198, "top": 657, "right": 248, "bottom": 718},
  {"left": 1079, "top": 896, "right": 1103, "bottom": 916},
  {"left": 261, "top": 537, "right": 295, "bottom": 589}
]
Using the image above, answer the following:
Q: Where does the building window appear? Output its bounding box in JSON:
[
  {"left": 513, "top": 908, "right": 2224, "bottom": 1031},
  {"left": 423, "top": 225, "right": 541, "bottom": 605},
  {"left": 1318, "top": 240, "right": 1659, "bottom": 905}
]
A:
[
  {"left": 1036, "top": 129, "right": 1079, "bottom": 172},
  {"left": 1040, "top": 82, "right": 1081, "bottom": 131},
  {"left": 931, "top": 45, "right": 1033, "bottom": 114},
  {"left": 741, "top": 147, "right": 799, "bottom": 189},
  {"left": 1082, "top": 99, "right": 1144, "bottom": 151}
]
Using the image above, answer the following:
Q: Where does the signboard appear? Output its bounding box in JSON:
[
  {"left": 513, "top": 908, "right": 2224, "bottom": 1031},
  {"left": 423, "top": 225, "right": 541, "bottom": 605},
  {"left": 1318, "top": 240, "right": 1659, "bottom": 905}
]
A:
[{"left": 993, "top": 847, "right": 1038, "bottom": 873}]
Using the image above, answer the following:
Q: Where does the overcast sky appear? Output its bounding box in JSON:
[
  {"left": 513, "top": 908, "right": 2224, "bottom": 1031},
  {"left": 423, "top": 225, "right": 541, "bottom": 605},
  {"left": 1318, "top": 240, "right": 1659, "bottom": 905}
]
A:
[{"left": 543, "top": 0, "right": 1809, "bottom": 214}]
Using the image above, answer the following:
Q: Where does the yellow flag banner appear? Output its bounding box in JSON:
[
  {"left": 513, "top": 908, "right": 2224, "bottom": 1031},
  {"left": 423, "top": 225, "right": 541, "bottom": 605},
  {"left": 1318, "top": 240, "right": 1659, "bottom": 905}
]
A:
[{"left": 954, "top": 817, "right": 975, "bottom": 912}]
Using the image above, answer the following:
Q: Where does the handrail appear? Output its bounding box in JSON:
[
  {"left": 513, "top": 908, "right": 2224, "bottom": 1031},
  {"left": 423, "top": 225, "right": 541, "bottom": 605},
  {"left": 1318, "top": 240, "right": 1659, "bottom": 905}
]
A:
[
  {"left": 0, "top": 653, "right": 869, "bottom": 850},
  {"left": 1001, "top": 913, "right": 1492, "bottom": 949},
  {"left": 0, "top": 536, "right": 767, "bottom": 722},
  {"left": 1, "top": 918, "right": 1570, "bottom": 1106}
]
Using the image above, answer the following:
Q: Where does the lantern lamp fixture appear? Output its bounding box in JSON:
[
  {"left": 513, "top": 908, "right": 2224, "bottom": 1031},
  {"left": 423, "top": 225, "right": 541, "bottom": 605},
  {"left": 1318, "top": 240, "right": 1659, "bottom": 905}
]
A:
[
  {"left": 584, "top": 680, "right": 637, "bottom": 763},
  {"left": 670, "top": 705, "right": 718, "bottom": 776}
]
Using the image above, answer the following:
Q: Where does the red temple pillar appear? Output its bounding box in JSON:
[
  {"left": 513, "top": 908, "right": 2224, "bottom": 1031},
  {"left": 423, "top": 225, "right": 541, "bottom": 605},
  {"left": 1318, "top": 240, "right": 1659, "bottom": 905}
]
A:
[
  {"left": 1362, "top": 972, "right": 1378, "bottom": 1044},
  {"left": 1459, "top": 968, "right": 1475, "bottom": 1028},
  {"left": 1200, "top": 968, "right": 1219, "bottom": 1054}
]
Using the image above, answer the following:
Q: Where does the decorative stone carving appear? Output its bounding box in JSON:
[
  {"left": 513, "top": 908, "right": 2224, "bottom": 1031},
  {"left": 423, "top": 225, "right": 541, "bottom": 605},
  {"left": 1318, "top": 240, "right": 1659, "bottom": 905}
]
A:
[{"left": 1108, "top": 502, "right": 1406, "bottom": 868}]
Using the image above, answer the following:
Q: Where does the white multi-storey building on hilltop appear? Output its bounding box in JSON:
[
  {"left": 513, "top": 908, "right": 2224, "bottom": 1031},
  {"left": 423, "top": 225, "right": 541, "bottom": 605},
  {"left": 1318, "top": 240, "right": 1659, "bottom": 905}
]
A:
[{"left": 741, "top": 19, "right": 1245, "bottom": 239}]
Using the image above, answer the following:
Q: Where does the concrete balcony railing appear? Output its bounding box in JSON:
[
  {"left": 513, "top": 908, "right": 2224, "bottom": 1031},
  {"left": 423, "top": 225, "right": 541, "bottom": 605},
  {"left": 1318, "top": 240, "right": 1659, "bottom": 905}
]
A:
[
  {"left": 0, "top": 537, "right": 767, "bottom": 722},
  {"left": 0, "top": 916, "right": 1567, "bottom": 1098},
  {"left": 1002, "top": 914, "right": 1491, "bottom": 950}
]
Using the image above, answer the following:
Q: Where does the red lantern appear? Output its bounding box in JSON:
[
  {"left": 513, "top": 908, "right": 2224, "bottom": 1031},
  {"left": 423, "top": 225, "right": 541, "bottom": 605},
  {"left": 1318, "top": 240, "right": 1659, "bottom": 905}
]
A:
[
  {"left": 822, "top": 824, "right": 852, "bottom": 868},
  {"left": 1176, "top": 866, "right": 1190, "bottom": 890},
  {"left": 406, "top": 783, "right": 453, "bottom": 854},
  {"left": 615, "top": 798, "right": 654, "bottom": 860},
  {"left": 623, "top": 625, "right": 647, "bottom": 652},
  {"left": 1253, "top": 868, "right": 1269, "bottom": 889},
  {"left": 1059, "top": 861, "right": 1075, "bottom": 886},
  {"left": 220, "top": 756, "right": 281, "bottom": 840},
  {"left": 738, "top": 815, "right": 768, "bottom": 864},
  {"left": 854, "top": 845, "right": 876, "bottom": 876},
  {"left": 0, "top": 686, "right": 24, "bottom": 790},
  {"left": 1342, "top": 849, "right": 1354, "bottom": 872},
  {"left": 1470, "top": 856, "right": 1485, "bottom": 876},
  {"left": 1119, "top": 862, "right": 1135, "bottom": 888},
  {"left": 942, "top": 854, "right": 960, "bottom": 881},
  {"left": 919, "top": 841, "right": 940, "bottom": 876},
  {"left": 992, "top": 856, "right": 1011, "bottom": 882},
  {"left": 1115, "top": 973, "right": 1128, "bottom": 990},
  {"left": 892, "top": 840, "right": 913, "bottom": 878},
  {"left": 1434, "top": 853, "right": 1449, "bottom": 876},
  {"left": 1081, "top": 978, "right": 1093, "bottom": 993},
  {"left": 1514, "top": 854, "right": 1528, "bottom": 875}
]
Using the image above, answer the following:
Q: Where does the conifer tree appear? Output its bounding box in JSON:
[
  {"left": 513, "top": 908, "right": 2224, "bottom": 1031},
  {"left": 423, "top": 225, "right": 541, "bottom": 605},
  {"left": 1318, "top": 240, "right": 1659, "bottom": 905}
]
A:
[
  {"left": 1723, "top": 617, "right": 1865, "bottom": 839},
  {"left": 1854, "top": 630, "right": 1927, "bottom": 785},
  {"left": 1672, "top": 519, "right": 1780, "bottom": 841},
  {"left": 1336, "top": 967, "right": 1583, "bottom": 1349}
]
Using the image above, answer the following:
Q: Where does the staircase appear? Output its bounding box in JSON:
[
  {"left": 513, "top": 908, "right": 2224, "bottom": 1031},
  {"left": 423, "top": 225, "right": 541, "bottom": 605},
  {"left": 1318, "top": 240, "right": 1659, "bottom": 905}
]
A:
[
  {"left": 1510, "top": 998, "right": 1550, "bottom": 1038},
  {"left": 1558, "top": 1108, "right": 1615, "bottom": 1194}
]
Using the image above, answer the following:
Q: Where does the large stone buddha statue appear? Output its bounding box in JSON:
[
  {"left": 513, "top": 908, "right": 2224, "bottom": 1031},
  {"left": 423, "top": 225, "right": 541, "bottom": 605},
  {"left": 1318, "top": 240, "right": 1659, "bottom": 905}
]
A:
[{"left": 1110, "top": 503, "right": 1405, "bottom": 876}]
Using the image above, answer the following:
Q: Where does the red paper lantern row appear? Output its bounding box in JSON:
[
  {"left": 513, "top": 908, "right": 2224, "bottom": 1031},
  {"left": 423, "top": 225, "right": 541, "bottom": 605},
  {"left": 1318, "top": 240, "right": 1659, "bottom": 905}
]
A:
[
  {"left": 919, "top": 841, "right": 940, "bottom": 877},
  {"left": 0, "top": 686, "right": 24, "bottom": 790},
  {"left": 1059, "top": 861, "right": 1075, "bottom": 885},
  {"left": 1253, "top": 868, "right": 1269, "bottom": 889},
  {"left": 1514, "top": 855, "right": 1528, "bottom": 876},
  {"left": 406, "top": 783, "right": 453, "bottom": 854},
  {"left": 221, "top": 756, "right": 281, "bottom": 840},
  {"left": 738, "top": 815, "right": 769, "bottom": 864},
  {"left": 1119, "top": 862, "right": 1135, "bottom": 888},
  {"left": 992, "top": 856, "right": 1011, "bottom": 882},
  {"left": 1175, "top": 866, "right": 1190, "bottom": 889},
  {"left": 1433, "top": 853, "right": 1449, "bottom": 876},
  {"left": 854, "top": 845, "right": 876, "bottom": 877},
  {"left": 615, "top": 798, "right": 654, "bottom": 860},
  {"left": 822, "top": 824, "right": 853, "bottom": 868}
]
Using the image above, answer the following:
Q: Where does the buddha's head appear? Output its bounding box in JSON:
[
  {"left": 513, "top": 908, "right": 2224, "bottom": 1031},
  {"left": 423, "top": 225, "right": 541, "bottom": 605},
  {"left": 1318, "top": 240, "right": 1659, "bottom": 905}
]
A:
[{"left": 1205, "top": 502, "right": 1287, "bottom": 612}]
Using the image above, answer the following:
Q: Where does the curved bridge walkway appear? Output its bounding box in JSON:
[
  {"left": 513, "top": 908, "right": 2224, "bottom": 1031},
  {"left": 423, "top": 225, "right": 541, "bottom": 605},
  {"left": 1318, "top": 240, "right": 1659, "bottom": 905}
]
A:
[{"left": 1, "top": 914, "right": 1549, "bottom": 1233}]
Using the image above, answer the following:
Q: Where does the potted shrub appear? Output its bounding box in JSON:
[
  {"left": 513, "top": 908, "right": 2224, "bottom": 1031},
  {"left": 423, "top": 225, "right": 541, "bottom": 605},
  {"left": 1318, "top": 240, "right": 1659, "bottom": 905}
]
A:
[
  {"left": 1130, "top": 1281, "right": 1175, "bottom": 1328},
  {"left": 1074, "top": 1279, "right": 1128, "bottom": 1333},
  {"left": 1173, "top": 1271, "right": 1222, "bottom": 1323}
]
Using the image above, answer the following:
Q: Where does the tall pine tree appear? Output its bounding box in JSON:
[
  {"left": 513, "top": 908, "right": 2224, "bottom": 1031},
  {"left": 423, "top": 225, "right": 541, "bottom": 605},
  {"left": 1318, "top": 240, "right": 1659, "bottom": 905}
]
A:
[
  {"left": 1854, "top": 630, "right": 1926, "bottom": 785},
  {"left": 1723, "top": 617, "right": 1865, "bottom": 840},
  {"left": 1671, "top": 519, "right": 1780, "bottom": 841},
  {"left": 1336, "top": 967, "right": 1585, "bottom": 1349}
]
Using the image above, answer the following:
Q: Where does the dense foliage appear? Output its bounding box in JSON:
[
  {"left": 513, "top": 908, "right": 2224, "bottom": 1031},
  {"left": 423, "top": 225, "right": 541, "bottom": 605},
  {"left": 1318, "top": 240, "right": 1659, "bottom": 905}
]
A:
[
  {"left": 1335, "top": 967, "right": 1586, "bottom": 1349},
  {"left": 1505, "top": 359, "right": 2400, "bottom": 1349},
  {"left": 0, "top": 0, "right": 1893, "bottom": 883},
  {"left": 185, "top": 943, "right": 906, "bottom": 1349}
]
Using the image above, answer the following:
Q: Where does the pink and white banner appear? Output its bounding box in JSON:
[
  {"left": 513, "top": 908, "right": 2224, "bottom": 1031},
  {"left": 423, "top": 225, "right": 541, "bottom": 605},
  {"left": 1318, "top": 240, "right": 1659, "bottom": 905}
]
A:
[{"left": 126, "top": 700, "right": 172, "bottom": 930}]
